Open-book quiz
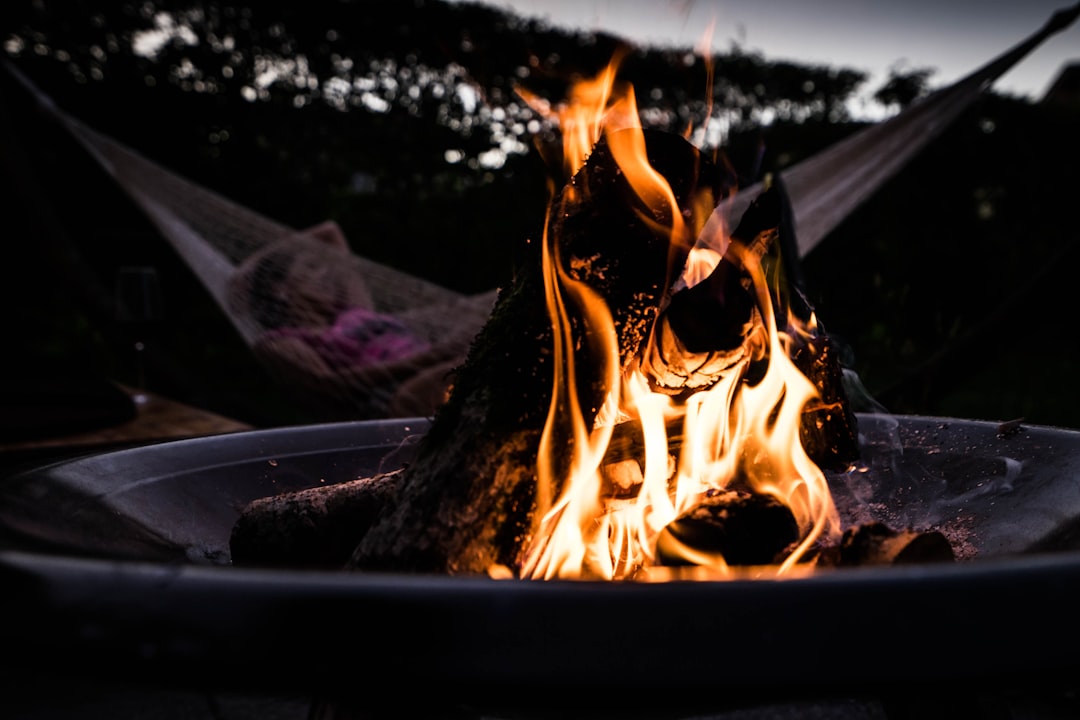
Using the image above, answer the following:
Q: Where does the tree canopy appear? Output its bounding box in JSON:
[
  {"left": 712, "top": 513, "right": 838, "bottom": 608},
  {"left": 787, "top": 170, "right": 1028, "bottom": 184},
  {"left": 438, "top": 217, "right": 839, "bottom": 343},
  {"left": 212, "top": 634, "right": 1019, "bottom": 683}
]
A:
[{"left": 3, "top": 0, "right": 876, "bottom": 285}]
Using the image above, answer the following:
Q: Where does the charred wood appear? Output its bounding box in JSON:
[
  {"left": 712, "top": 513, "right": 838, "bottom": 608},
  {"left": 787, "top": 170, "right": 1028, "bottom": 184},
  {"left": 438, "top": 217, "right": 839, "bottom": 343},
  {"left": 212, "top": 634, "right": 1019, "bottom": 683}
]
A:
[
  {"left": 792, "top": 336, "right": 861, "bottom": 471},
  {"left": 820, "top": 521, "right": 956, "bottom": 567},
  {"left": 655, "top": 489, "right": 801, "bottom": 567},
  {"left": 230, "top": 470, "right": 403, "bottom": 569},
  {"left": 348, "top": 129, "right": 735, "bottom": 575},
  {"left": 645, "top": 179, "right": 860, "bottom": 471},
  {"left": 643, "top": 183, "right": 779, "bottom": 395}
]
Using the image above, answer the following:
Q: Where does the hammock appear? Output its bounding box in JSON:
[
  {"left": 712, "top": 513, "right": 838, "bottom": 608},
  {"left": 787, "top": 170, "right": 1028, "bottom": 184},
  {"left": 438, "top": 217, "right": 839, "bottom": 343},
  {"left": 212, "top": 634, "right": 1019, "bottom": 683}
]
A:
[
  {"left": 4, "top": 3, "right": 1075, "bottom": 421},
  {"left": 6, "top": 63, "right": 498, "bottom": 420}
]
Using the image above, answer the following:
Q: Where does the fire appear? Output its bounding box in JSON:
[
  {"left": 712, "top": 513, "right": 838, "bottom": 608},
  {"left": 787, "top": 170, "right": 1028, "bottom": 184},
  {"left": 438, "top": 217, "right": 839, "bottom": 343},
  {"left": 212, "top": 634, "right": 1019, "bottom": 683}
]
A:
[{"left": 518, "top": 53, "right": 840, "bottom": 581}]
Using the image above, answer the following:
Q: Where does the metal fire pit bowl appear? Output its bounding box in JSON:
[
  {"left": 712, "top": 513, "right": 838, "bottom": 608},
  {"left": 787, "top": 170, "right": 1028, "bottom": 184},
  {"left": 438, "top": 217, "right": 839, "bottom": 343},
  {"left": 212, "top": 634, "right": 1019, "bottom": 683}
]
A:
[{"left": 2, "top": 414, "right": 1080, "bottom": 716}]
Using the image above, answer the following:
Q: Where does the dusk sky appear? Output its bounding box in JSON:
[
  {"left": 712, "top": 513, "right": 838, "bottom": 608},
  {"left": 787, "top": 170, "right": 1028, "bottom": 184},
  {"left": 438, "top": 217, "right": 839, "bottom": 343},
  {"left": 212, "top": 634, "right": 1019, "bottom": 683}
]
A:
[{"left": 477, "top": 0, "right": 1079, "bottom": 107}]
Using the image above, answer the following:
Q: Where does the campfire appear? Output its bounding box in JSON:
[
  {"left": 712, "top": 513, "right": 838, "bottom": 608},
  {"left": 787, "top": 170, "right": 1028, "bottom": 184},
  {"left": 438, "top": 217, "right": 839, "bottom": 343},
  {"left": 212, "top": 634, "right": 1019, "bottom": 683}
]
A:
[
  {"left": 230, "top": 52, "right": 955, "bottom": 580},
  {"left": 4, "top": 11, "right": 1080, "bottom": 714}
]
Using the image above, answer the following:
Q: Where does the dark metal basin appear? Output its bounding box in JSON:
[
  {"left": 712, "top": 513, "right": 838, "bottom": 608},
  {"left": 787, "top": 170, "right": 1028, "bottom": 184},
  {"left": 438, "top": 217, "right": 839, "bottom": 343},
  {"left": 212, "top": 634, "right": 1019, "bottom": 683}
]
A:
[{"left": 2, "top": 413, "right": 1079, "bottom": 715}]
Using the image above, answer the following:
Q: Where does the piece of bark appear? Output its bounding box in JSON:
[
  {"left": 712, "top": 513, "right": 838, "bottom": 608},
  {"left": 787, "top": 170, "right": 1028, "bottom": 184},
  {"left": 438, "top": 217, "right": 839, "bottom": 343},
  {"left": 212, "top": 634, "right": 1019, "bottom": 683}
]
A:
[
  {"left": 230, "top": 469, "right": 403, "bottom": 568},
  {"left": 348, "top": 129, "right": 735, "bottom": 575}
]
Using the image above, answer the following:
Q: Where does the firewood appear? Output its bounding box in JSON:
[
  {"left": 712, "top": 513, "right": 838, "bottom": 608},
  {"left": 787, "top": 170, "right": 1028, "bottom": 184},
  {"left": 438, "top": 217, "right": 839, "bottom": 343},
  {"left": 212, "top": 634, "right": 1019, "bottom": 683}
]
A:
[
  {"left": 654, "top": 488, "right": 801, "bottom": 567},
  {"left": 641, "top": 187, "right": 776, "bottom": 394},
  {"left": 820, "top": 521, "right": 956, "bottom": 567},
  {"left": 654, "top": 512, "right": 956, "bottom": 572},
  {"left": 645, "top": 178, "right": 859, "bottom": 471},
  {"left": 346, "top": 129, "right": 867, "bottom": 575},
  {"left": 615, "top": 181, "right": 860, "bottom": 473},
  {"left": 792, "top": 335, "right": 861, "bottom": 471},
  {"left": 233, "top": 128, "right": 859, "bottom": 577},
  {"left": 348, "top": 129, "right": 736, "bottom": 575},
  {"left": 230, "top": 469, "right": 403, "bottom": 568}
]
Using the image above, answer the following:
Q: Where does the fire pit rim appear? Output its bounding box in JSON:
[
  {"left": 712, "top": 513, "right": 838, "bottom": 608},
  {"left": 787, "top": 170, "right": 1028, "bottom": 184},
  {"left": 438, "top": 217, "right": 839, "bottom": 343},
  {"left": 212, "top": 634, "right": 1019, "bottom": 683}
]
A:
[
  {"left": 3, "top": 413, "right": 1080, "bottom": 703},
  {"left": 4, "top": 412, "right": 1080, "bottom": 567},
  {"left": 3, "top": 543, "right": 1080, "bottom": 704}
]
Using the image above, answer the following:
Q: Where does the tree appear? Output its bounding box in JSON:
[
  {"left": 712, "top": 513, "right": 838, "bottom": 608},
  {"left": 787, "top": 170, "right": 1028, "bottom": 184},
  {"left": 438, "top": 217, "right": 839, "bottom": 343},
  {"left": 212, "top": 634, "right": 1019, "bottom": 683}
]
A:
[{"left": 873, "top": 61, "right": 935, "bottom": 110}]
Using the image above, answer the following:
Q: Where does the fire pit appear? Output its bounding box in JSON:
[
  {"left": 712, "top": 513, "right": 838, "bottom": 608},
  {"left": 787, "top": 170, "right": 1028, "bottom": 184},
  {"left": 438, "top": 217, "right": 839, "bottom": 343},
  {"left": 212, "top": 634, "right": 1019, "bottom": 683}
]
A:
[
  {"left": 2, "top": 413, "right": 1080, "bottom": 716},
  {"left": 6, "top": 29, "right": 1080, "bottom": 716}
]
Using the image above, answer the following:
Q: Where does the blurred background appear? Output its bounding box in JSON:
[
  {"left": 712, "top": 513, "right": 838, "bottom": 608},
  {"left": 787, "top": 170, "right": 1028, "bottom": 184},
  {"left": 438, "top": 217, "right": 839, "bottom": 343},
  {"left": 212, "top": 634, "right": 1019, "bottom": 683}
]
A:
[{"left": 2, "top": 0, "right": 1078, "bottom": 431}]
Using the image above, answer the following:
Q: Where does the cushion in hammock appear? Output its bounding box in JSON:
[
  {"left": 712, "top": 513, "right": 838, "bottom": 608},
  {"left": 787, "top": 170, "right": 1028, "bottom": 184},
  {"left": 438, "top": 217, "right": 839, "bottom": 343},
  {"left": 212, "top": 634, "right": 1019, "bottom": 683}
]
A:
[
  {"left": 227, "top": 221, "right": 375, "bottom": 330},
  {"left": 263, "top": 306, "right": 430, "bottom": 369}
]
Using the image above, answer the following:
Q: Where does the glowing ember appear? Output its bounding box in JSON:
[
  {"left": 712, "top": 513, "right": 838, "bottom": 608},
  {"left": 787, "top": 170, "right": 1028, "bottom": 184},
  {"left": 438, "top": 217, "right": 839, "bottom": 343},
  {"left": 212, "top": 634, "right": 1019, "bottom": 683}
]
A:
[{"left": 518, "top": 53, "right": 841, "bottom": 581}]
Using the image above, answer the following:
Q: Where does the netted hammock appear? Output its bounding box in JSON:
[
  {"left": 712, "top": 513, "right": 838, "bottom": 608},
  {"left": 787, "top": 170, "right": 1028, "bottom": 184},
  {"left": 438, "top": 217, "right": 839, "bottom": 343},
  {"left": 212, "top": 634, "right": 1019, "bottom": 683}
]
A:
[
  {"left": 12, "top": 65, "right": 499, "bottom": 419},
  {"left": 4, "top": 4, "right": 1073, "bottom": 421},
  {"left": 87, "top": 147, "right": 499, "bottom": 418}
]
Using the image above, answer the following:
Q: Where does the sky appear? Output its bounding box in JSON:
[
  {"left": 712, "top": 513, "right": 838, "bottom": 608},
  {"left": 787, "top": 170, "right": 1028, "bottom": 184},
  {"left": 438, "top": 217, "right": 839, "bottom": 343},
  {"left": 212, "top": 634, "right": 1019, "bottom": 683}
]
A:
[{"left": 478, "top": 0, "right": 1079, "bottom": 105}]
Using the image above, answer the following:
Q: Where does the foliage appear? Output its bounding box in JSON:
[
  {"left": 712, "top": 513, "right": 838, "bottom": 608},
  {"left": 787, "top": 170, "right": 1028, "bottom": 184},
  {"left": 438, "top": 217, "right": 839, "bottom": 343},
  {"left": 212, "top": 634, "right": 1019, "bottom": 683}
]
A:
[{"left": 873, "top": 61, "right": 935, "bottom": 110}]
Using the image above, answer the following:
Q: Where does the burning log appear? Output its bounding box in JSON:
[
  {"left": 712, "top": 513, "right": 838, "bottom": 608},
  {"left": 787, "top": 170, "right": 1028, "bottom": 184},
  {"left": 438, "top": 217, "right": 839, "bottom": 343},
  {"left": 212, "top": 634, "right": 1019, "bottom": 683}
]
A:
[
  {"left": 227, "top": 124, "right": 867, "bottom": 577},
  {"left": 646, "top": 175, "right": 860, "bottom": 472},
  {"left": 230, "top": 470, "right": 402, "bottom": 568},
  {"left": 344, "top": 123, "right": 864, "bottom": 577},
  {"left": 824, "top": 521, "right": 956, "bottom": 567},
  {"left": 640, "top": 187, "right": 775, "bottom": 395},
  {"left": 655, "top": 488, "right": 800, "bottom": 568},
  {"left": 348, "top": 129, "right": 735, "bottom": 575},
  {"left": 654, "top": 505, "right": 955, "bottom": 572}
]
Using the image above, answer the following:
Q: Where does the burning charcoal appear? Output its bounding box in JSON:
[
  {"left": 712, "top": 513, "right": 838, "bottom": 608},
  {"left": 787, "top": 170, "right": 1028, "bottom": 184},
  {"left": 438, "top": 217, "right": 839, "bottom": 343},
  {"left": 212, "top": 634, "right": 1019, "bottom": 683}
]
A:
[
  {"left": 230, "top": 469, "right": 402, "bottom": 569},
  {"left": 654, "top": 489, "right": 800, "bottom": 567},
  {"left": 823, "top": 521, "right": 956, "bottom": 567}
]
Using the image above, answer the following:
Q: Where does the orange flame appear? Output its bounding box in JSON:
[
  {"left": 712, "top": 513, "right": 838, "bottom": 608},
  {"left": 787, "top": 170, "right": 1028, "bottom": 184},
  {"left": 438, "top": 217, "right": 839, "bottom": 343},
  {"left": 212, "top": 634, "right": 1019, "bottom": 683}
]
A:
[{"left": 519, "top": 51, "right": 839, "bottom": 581}]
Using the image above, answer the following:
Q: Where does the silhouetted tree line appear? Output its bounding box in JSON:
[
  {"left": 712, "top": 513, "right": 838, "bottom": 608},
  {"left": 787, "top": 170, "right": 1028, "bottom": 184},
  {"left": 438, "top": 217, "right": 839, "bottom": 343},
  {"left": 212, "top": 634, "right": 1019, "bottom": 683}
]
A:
[{"left": 2, "top": 0, "right": 886, "bottom": 291}]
